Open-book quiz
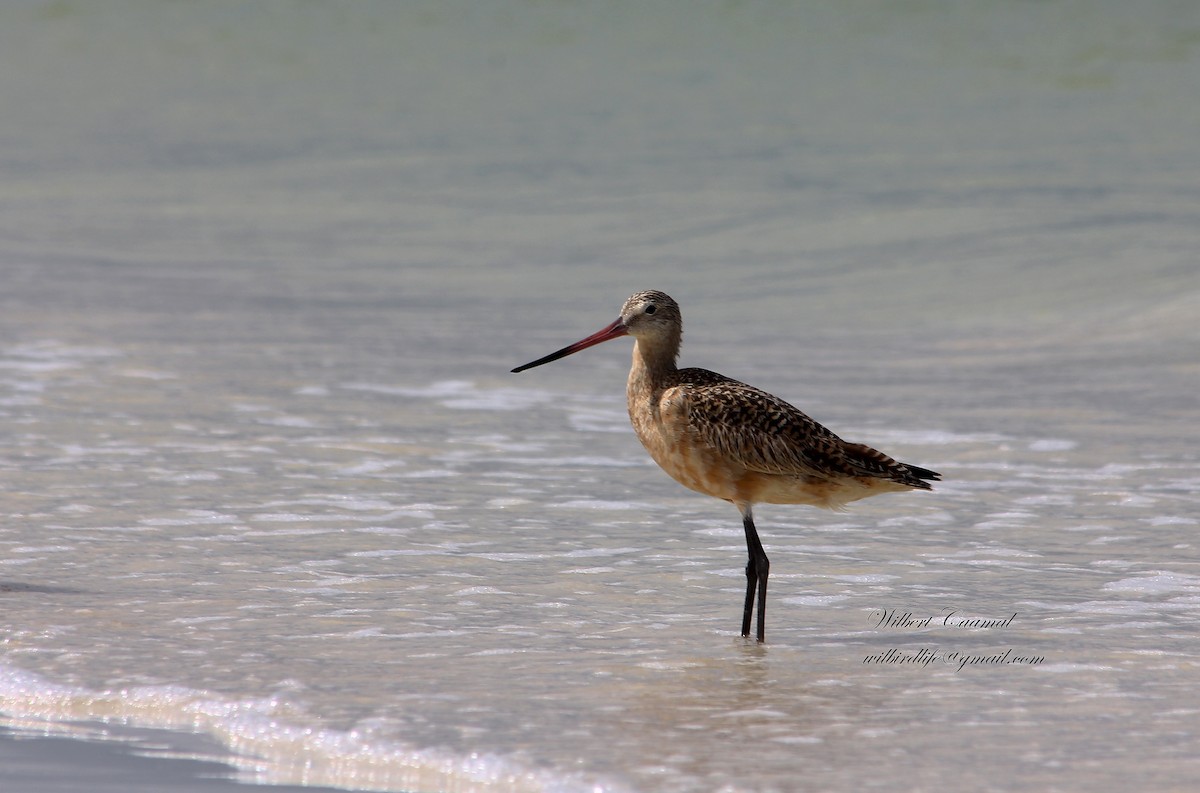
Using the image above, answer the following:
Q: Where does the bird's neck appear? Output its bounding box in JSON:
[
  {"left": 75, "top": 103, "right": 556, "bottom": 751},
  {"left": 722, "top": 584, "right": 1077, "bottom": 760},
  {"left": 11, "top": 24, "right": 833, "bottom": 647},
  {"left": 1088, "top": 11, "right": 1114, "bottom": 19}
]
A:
[{"left": 629, "top": 336, "right": 679, "bottom": 391}]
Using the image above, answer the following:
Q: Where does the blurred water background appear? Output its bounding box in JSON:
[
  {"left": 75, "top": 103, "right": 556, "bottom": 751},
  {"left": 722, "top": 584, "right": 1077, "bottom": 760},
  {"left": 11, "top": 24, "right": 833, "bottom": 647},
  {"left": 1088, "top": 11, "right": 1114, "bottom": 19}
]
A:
[{"left": 1, "top": 1, "right": 1198, "bottom": 791}]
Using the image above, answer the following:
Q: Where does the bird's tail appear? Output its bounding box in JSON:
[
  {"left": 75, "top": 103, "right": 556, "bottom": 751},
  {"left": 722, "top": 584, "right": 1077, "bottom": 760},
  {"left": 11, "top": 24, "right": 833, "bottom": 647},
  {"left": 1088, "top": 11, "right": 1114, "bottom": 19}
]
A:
[{"left": 900, "top": 464, "right": 941, "bottom": 490}]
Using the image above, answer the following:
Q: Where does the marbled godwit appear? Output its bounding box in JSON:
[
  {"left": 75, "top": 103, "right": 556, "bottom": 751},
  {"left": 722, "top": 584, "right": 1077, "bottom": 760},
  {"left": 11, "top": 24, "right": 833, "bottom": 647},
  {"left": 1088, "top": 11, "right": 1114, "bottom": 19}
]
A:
[{"left": 512, "top": 290, "right": 939, "bottom": 643}]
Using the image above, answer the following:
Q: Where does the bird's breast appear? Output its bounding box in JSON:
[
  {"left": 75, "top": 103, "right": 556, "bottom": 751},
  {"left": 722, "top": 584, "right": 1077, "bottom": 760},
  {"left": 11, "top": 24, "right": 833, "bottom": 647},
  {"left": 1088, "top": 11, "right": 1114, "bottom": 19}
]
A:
[{"left": 627, "top": 381, "right": 741, "bottom": 502}]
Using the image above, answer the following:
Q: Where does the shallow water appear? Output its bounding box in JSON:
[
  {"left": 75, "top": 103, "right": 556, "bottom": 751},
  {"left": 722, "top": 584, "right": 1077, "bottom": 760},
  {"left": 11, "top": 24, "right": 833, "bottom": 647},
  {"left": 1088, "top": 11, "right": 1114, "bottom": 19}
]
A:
[{"left": 2, "top": 2, "right": 1199, "bottom": 791}]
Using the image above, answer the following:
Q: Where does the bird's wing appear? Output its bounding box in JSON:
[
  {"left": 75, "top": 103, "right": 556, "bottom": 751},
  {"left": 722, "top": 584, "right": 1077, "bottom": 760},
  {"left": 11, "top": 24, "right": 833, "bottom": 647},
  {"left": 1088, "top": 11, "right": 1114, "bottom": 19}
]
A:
[{"left": 674, "top": 370, "right": 933, "bottom": 488}]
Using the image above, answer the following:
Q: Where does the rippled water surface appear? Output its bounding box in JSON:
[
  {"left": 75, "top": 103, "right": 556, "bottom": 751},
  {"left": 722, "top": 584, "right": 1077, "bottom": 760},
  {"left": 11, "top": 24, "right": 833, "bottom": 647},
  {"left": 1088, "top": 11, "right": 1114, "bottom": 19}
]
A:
[{"left": 2, "top": 2, "right": 1199, "bottom": 791}]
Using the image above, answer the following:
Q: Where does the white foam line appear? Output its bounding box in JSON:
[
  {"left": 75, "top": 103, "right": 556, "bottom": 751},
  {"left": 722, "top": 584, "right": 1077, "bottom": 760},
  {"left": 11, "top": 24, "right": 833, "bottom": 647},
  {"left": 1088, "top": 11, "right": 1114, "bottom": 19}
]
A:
[{"left": 0, "top": 664, "right": 616, "bottom": 793}]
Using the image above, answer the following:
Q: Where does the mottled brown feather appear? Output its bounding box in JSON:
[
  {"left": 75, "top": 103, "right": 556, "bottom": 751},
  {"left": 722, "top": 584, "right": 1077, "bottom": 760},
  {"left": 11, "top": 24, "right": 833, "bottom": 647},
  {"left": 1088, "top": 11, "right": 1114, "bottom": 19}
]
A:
[{"left": 670, "top": 368, "right": 938, "bottom": 490}]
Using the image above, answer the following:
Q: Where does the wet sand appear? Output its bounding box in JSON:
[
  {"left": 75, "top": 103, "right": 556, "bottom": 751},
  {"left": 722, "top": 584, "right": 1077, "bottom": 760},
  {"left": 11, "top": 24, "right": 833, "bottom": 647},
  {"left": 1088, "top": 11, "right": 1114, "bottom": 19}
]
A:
[{"left": 0, "top": 725, "right": 349, "bottom": 793}]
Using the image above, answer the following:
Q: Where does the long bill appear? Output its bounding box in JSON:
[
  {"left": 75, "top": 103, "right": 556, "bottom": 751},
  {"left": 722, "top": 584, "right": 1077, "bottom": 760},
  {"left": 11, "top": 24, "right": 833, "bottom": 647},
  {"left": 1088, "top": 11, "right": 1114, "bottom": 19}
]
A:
[{"left": 511, "top": 317, "right": 628, "bottom": 373}]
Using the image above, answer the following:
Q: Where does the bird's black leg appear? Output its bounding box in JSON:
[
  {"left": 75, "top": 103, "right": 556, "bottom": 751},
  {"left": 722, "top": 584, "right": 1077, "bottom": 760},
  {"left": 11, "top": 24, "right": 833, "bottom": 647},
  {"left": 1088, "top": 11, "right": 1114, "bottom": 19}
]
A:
[
  {"left": 742, "top": 557, "right": 757, "bottom": 638},
  {"left": 740, "top": 506, "right": 769, "bottom": 642}
]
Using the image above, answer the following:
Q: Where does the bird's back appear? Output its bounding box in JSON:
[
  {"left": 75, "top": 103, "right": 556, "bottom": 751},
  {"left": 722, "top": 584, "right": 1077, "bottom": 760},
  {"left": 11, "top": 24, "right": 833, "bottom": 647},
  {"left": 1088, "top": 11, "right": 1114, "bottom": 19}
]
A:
[{"left": 635, "top": 366, "right": 938, "bottom": 509}]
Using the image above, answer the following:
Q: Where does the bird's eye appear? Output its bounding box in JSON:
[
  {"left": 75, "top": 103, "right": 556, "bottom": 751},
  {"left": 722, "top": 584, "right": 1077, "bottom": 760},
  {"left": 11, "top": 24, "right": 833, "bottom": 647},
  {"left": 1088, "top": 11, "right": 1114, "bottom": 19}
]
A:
[{"left": 645, "top": 304, "right": 657, "bottom": 315}]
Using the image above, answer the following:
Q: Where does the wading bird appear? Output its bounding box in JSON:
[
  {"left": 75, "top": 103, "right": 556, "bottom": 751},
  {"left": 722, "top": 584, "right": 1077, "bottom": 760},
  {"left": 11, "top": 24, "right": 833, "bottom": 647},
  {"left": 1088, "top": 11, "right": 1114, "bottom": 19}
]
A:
[{"left": 512, "top": 291, "right": 939, "bottom": 642}]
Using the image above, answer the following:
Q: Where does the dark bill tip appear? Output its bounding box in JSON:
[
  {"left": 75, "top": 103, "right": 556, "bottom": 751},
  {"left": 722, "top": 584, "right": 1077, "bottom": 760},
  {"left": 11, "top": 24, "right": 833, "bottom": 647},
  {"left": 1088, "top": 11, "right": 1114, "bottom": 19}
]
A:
[{"left": 511, "top": 317, "right": 627, "bottom": 374}]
